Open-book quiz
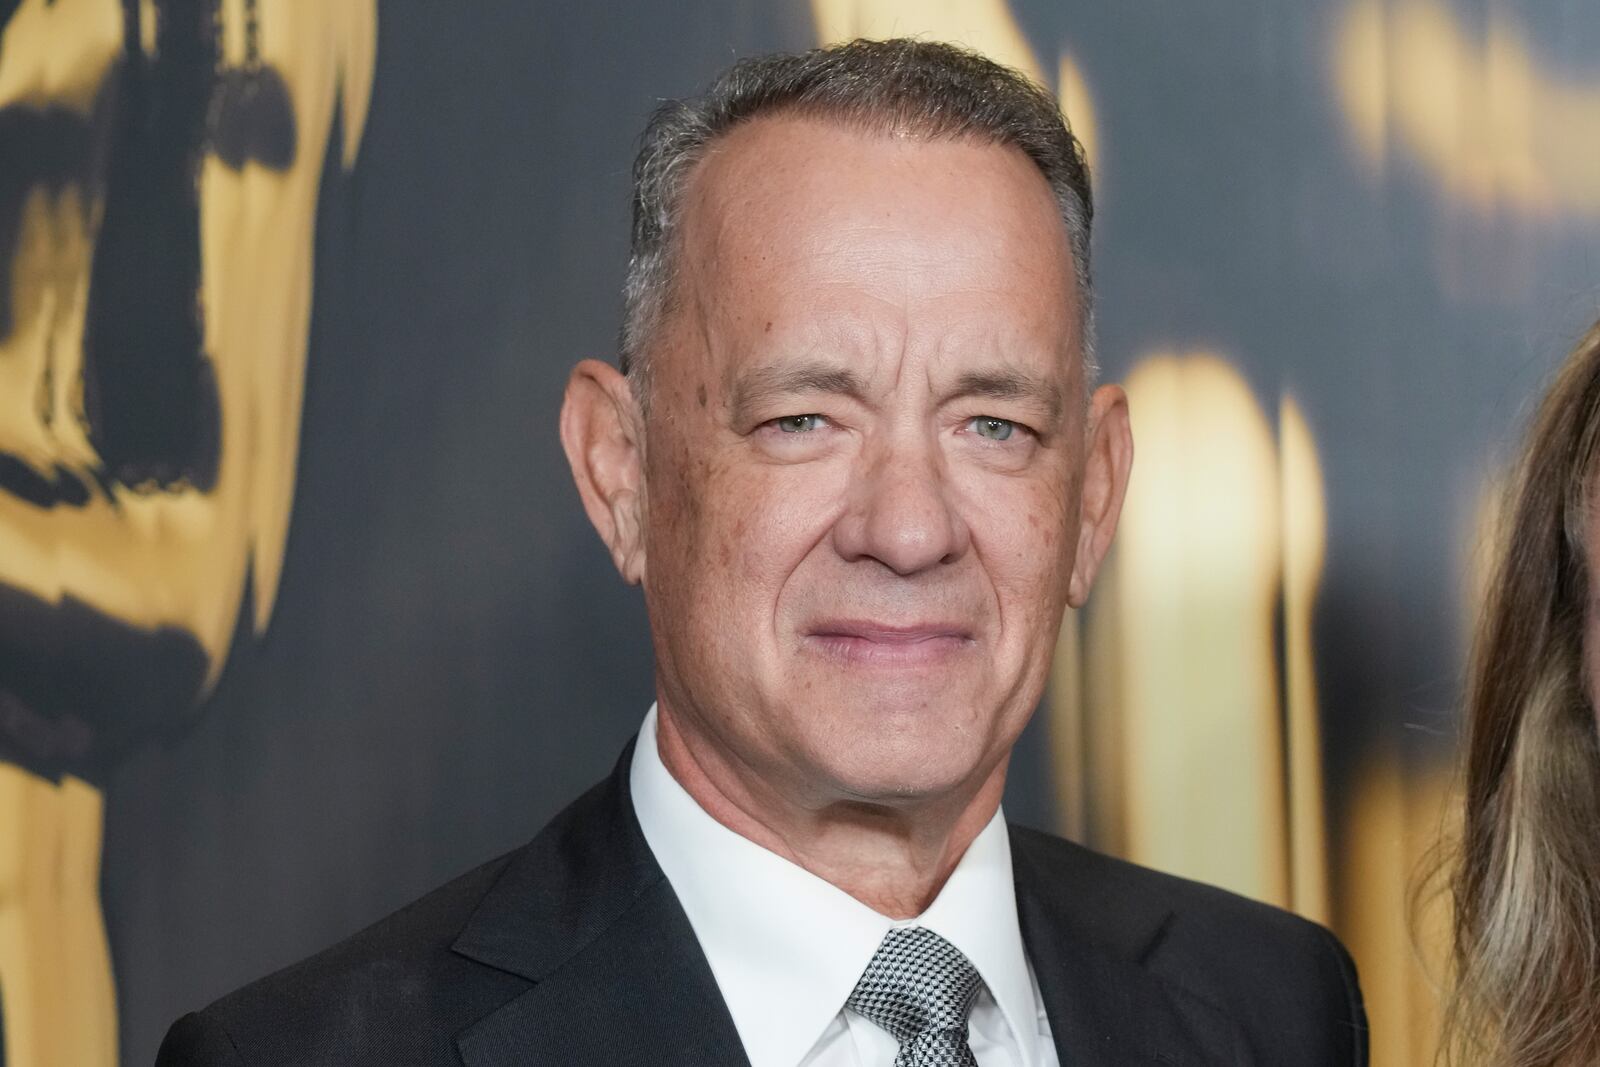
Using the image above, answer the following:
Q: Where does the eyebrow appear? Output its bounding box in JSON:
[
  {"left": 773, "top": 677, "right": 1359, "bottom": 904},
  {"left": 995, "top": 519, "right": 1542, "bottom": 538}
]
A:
[
  {"left": 728, "top": 359, "right": 1065, "bottom": 424},
  {"left": 730, "top": 360, "right": 870, "bottom": 418},
  {"left": 950, "top": 368, "right": 1064, "bottom": 422}
]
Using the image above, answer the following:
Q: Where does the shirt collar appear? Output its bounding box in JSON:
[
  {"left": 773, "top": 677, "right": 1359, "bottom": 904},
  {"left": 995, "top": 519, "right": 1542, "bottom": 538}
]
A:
[{"left": 630, "top": 704, "right": 1040, "bottom": 1067}]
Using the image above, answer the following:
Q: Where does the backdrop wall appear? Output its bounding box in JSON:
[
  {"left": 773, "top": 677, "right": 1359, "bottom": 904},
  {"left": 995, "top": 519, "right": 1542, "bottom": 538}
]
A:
[{"left": 1, "top": 2, "right": 1597, "bottom": 1065}]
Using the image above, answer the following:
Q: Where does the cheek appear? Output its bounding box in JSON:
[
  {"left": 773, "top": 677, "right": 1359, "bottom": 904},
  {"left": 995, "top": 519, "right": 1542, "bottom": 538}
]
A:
[
  {"left": 963, "top": 471, "right": 1076, "bottom": 594},
  {"left": 725, "top": 465, "right": 845, "bottom": 588},
  {"left": 644, "top": 441, "right": 701, "bottom": 555},
  {"left": 650, "top": 439, "right": 841, "bottom": 609}
]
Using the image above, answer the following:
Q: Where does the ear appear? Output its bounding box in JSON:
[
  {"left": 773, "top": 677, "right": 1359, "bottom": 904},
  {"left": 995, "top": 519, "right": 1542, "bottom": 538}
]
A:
[
  {"left": 1068, "top": 384, "right": 1133, "bottom": 607},
  {"left": 560, "top": 360, "right": 647, "bottom": 584}
]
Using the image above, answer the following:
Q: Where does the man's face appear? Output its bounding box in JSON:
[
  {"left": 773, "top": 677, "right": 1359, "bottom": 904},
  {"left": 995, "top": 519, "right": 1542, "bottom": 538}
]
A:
[{"left": 626, "top": 116, "right": 1123, "bottom": 809}]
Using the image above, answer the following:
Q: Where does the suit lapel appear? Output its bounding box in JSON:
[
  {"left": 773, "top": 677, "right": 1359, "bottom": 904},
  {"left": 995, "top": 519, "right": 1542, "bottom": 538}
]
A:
[
  {"left": 443, "top": 745, "right": 1244, "bottom": 1066},
  {"left": 455, "top": 876, "right": 750, "bottom": 1066},
  {"left": 450, "top": 742, "right": 750, "bottom": 1067},
  {"left": 1011, "top": 828, "right": 1244, "bottom": 1066}
]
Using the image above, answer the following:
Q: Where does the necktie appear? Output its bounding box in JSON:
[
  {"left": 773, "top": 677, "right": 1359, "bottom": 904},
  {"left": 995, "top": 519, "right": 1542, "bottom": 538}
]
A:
[{"left": 846, "top": 927, "right": 984, "bottom": 1067}]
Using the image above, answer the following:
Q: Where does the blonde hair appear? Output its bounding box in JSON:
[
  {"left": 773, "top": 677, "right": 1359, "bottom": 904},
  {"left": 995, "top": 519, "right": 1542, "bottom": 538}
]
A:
[{"left": 1446, "top": 320, "right": 1600, "bottom": 1065}]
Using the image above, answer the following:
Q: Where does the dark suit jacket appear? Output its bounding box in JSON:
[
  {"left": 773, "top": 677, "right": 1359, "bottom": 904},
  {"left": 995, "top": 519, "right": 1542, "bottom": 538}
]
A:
[{"left": 156, "top": 744, "right": 1368, "bottom": 1065}]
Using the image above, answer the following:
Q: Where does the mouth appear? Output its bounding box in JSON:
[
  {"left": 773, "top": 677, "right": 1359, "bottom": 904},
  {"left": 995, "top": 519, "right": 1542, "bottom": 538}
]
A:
[{"left": 802, "top": 620, "right": 976, "bottom": 668}]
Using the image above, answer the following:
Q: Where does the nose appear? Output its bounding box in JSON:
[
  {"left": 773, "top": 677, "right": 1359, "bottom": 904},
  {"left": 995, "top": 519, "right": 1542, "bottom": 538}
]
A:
[{"left": 831, "top": 430, "right": 971, "bottom": 575}]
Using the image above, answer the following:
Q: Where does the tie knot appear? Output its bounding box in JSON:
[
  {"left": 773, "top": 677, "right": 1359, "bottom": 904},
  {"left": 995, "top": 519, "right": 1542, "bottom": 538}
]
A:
[{"left": 846, "top": 927, "right": 984, "bottom": 1045}]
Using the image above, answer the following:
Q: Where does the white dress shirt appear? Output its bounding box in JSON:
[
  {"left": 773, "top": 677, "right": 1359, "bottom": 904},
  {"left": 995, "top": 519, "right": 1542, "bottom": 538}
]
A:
[{"left": 630, "top": 705, "right": 1059, "bottom": 1067}]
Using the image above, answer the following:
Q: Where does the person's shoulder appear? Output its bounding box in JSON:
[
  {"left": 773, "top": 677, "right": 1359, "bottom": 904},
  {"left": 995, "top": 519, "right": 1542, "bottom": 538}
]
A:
[
  {"left": 155, "top": 848, "right": 529, "bottom": 1067},
  {"left": 156, "top": 755, "right": 642, "bottom": 1065},
  {"left": 1011, "top": 823, "right": 1344, "bottom": 949},
  {"left": 1010, "top": 825, "right": 1368, "bottom": 1065}
]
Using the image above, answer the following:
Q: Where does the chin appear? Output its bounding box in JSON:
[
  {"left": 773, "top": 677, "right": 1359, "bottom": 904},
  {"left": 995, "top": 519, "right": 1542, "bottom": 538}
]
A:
[
  {"left": 764, "top": 678, "right": 1012, "bottom": 802},
  {"left": 809, "top": 731, "right": 990, "bottom": 805}
]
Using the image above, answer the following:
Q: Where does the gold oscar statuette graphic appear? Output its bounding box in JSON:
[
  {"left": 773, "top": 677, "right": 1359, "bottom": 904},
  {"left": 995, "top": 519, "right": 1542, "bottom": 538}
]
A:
[{"left": 0, "top": 1, "right": 376, "bottom": 1064}]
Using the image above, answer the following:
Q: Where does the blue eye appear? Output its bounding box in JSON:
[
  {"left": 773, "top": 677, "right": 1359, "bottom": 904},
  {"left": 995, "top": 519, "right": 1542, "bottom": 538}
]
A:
[
  {"left": 969, "top": 416, "right": 1015, "bottom": 441},
  {"left": 775, "top": 414, "right": 825, "bottom": 433}
]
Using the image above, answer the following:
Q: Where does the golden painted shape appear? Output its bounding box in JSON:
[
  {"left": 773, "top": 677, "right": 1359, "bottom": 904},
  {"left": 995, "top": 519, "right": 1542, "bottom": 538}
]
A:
[
  {"left": 0, "top": 0, "right": 378, "bottom": 689},
  {"left": 1108, "top": 354, "right": 1290, "bottom": 905},
  {"left": 0, "top": 0, "right": 121, "bottom": 113},
  {"left": 1050, "top": 348, "right": 1460, "bottom": 1065},
  {"left": 1340, "top": 751, "right": 1455, "bottom": 1067},
  {"left": 1047, "top": 607, "right": 1086, "bottom": 842},
  {"left": 0, "top": 766, "right": 113, "bottom": 1067},
  {"left": 809, "top": 0, "right": 1099, "bottom": 171},
  {"left": 1054, "top": 53, "right": 1098, "bottom": 180},
  {"left": 1333, "top": 0, "right": 1600, "bottom": 218},
  {"left": 1280, "top": 396, "right": 1331, "bottom": 924},
  {"left": 1053, "top": 358, "right": 1335, "bottom": 918},
  {"left": 0, "top": 3, "right": 377, "bottom": 1066},
  {"left": 812, "top": 0, "right": 1039, "bottom": 75}
]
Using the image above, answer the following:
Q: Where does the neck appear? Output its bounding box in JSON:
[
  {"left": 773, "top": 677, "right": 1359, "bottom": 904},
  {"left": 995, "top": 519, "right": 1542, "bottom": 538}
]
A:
[{"left": 654, "top": 704, "right": 1008, "bottom": 919}]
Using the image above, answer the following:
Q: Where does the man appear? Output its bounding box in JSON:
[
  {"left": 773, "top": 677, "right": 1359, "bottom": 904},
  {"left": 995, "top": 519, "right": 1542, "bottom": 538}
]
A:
[{"left": 158, "top": 39, "right": 1367, "bottom": 1066}]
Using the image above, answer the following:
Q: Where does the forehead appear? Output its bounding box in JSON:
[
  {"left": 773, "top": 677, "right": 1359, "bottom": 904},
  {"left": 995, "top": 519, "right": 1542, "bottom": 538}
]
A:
[{"left": 674, "top": 114, "right": 1079, "bottom": 368}]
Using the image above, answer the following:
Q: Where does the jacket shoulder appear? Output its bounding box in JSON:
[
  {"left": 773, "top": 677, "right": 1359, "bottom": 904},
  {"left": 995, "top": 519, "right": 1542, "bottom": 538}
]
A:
[
  {"left": 156, "top": 850, "right": 529, "bottom": 1067},
  {"left": 1010, "top": 826, "right": 1368, "bottom": 1066}
]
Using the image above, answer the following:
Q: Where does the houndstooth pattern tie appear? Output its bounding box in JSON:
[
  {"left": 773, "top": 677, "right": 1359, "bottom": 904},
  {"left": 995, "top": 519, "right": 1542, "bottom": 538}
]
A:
[{"left": 846, "top": 927, "right": 984, "bottom": 1067}]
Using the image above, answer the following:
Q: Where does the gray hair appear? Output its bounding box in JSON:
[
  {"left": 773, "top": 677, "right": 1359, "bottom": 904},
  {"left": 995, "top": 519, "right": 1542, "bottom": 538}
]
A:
[{"left": 618, "top": 38, "right": 1096, "bottom": 407}]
